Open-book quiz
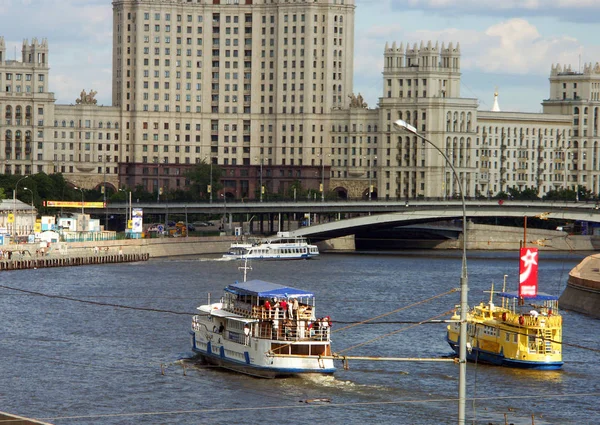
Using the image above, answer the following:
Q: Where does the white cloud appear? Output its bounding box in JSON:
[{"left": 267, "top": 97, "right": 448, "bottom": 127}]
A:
[
  {"left": 1, "top": 0, "right": 113, "bottom": 104},
  {"left": 351, "top": 15, "right": 598, "bottom": 111},
  {"left": 390, "top": 0, "right": 600, "bottom": 22}
]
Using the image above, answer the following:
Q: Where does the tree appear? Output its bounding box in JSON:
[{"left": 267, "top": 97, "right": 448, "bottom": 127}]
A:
[
  {"left": 185, "top": 161, "right": 223, "bottom": 201},
  {"left": 507, "top": 187, "right": 540, "bottom": 201},
  {"left": 543, "top": 188, "right": 577, "bottom": 201},
  {"left": 576, "top": 186, "right": 594, "bottom": 201},
  {"left": 285, "top": 180, "right": 307, "bottom": 201}
]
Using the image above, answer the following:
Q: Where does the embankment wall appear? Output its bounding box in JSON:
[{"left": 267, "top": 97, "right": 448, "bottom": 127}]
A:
[
  {"left": 561, "top": 254, "right": 600, "bottom": 318},
  {"left": 440, "top": 224, "right": 600, "bottom": 251}
]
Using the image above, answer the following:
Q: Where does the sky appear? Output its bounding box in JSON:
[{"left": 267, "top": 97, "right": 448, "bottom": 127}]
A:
[{"left": 1, "top": 0, "right": 599, "bottom": 113}]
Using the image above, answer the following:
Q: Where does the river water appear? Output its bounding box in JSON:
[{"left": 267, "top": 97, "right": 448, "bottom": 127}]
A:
[{"left": 1, "top": 250, "right": 598, "bottom": 425}]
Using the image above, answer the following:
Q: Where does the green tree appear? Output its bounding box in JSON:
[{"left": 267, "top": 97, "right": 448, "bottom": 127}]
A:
[
  {"left": 543, "top": 188, "right": 577, "bottom": 201},
  {"left": 284, "top": 180, "right": 307, "bottom": 201},
  {"left": 507, "top": 187, "right": 540, "bottom": 200},
  {"left": 576, "top": 186, "right": 594, "bottom": 201},
  {"left": 185, "top": 161, "right": 223, "bottom": 201}
]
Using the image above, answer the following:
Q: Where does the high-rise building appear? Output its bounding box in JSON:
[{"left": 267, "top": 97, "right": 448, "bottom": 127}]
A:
[{"left": 111, "top": 0, "right": 355, "bottom": 194}]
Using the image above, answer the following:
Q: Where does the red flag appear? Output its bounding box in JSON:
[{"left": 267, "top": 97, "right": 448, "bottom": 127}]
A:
[{"left": 519, "top": 247, "right": 538, "bottom": 298}]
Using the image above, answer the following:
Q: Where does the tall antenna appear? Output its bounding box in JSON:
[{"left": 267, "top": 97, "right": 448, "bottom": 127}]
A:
[{"left": 238, "top": 257, "right": 252, "bottom": 283}]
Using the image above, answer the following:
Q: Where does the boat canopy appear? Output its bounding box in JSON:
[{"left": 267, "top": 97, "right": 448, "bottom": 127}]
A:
[
  {"left": 225, "top": 279, "right": 314, "bottom": 298},
  {"left": 498, "top": 291, "right": 559, "bottom": 301}
]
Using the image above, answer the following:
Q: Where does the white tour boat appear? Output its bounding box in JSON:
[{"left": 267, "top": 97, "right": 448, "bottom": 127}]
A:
[
  {"left": 190, "top": 274, "right": 335, "bottom": 378},
  {"left": 223, "top": 232, "right": 319, "bottom": 260}
]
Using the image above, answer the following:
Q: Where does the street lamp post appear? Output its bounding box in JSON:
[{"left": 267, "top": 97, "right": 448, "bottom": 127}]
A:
[
  {"left": 369, "top": 153, "right": 377, "bottom": 201},
  {"left": 205, "top": 155, "right": 213, "bottom": 204},
  {"left": 74, "top": 186, "right": 84, "bottom": 214},
  {"left": 319, "top": 154, "right": 331, "bottom": 202},
  {"left": 13, "top": 175, "right": 28, "bottom": 238},
  {"left": 255, "top": 156, "right": 263, "bottom": 202},
  {"left": 119, "top": 188, "right": 133, "bottom": 229},
  {"left": 321, "top": 155, "right": 325, "bottom": 202},
  {"left": 220, "top": 193, "right": 227, "bottom": 232},
  {"left": 23, "top": 187, "right": 34, "bottom": 234},
  {"left": 394, "top": 119, "right": 469, "bottom": 425},
  {"left": 103, "top": 154, "right": 108, "bottom": 229}
]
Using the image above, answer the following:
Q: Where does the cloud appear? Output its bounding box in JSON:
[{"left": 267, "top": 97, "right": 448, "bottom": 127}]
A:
[
  {"left": 1, "top": 0, "right": 112, "bottom": 104},
  {"left": 387, "top": 0, "right": 600, "bottom": 23},
  {"left": 351, "top": 15, "right": 596, "bottom": 111}
]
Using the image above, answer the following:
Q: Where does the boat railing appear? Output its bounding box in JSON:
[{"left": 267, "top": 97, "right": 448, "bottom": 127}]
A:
[
  {"left": 250, "top": 305, "right": 313, "bottom": 321},
  {"left": 253, "top": 320, "right": 330, "bottom": 342},
  {"left": 497, "top": 311, "right": 562, "bottom": 328}
]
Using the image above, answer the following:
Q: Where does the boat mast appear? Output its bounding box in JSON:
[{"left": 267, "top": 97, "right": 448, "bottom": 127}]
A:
[
  {"left": 502, "top": 274, "right": 508, "bottom": 309},
  {"left": 238, "top": 258, "right": 252, "bottom": 283},
  {"left": 523, "top": 216, "right": 527, "bottom": 249}
]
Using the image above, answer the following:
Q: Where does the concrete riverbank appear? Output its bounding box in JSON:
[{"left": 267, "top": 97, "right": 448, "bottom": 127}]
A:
[
  {"left": 0, "top": 235, "right": 236, "bottom": 270},
  {"left": 319, "top": 223, "right": 600, "bottom": 252},
  {"left": 561, "top": 254, "right": 600, "bottom": 318}
]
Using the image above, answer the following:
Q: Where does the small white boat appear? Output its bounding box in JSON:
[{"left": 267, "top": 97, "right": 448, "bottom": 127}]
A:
[
  {"left": 190, "top": 268, "right": 334, "bottom": 378},
  {"left": 223, "top": 232, "right": 319, "bottom": 260}
]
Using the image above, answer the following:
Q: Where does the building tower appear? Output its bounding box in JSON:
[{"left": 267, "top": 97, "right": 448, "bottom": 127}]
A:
[
  {"left": 379, "top": 39, "right": 477, "bottom": 199},
  {"left": 111, "top": 0, "right": 356, "bottom": 195},
  {"left": 0, "top": 37, "right": 54, "bottom": 176}
]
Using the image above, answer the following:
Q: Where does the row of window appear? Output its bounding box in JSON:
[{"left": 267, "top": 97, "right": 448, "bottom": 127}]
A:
[
  {"left": 2, "top": 73, "right": 45, "bottom": 82},
  {"left": 53, "top": 120, "right": 118, "bottom": 129},
  {"left": 52, "top": 131, "right": 119, "bottom": 142}
]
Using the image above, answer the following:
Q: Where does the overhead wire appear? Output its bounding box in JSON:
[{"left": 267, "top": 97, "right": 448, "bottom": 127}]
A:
[
  {"left": 10, "top": 391, "right": 600, "bottom": 423},
  {"left": 1, "top": 282, "right": 598, "bottom": 354}
]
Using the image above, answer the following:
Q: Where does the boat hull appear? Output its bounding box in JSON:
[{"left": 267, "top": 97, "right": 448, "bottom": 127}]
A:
[
  {"left": 191, "top": 348, "right": 335, "bottom": 378},
  {"left": 446, "top": 337, "right": 563, "bottom": 370},
  {"left": 190, "top": 329, "right": 335, "bottom": 379},
  {"left": 223, "top": 253, "right": 312, "bottom": 260}
]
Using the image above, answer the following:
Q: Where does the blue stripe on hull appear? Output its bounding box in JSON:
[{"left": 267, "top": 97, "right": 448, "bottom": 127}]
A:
[
  {"left": 191, "top": 347, "right": 336, "bottom": 378},
  {"left": 446, "top": 338, "right": 563, "bottom": 370}
]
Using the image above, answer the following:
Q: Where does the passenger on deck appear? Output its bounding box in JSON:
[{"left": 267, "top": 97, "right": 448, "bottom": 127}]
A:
[
  {"left": 244, "top": 324, "right": 250, "bottom": 345},
  {"left": 307, "top": 321, "right": 315, "bottom": 337},
  {"left": 292, "top": 298, "right": 299, "bottom": 320},
  {"left": 529, "top": 310, "right": 539, "bottom": 318},
  {"left": 264, "top": 299, "right": 272, "bottom": 318},
  {"left": 284, "top": 320, "right": 293, "bottom": 340},
  {"left": 287, "top": 299, "right": 294, "bottom": 320},
  {"left": 273, "top": 297, "right": 280, "bottom": 319},
  {"left": 280, "top": 299, "right": 288, "bottom": 319}
]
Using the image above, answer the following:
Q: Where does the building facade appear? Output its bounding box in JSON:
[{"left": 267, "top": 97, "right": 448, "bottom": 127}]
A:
[{"left": 2, "top": 0, "right": 600, "bottom": 201}]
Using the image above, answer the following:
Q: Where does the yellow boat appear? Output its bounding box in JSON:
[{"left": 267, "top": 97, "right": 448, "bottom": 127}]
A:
[{"left": 447, "top": 278, "right": 563, "bottom": 370}]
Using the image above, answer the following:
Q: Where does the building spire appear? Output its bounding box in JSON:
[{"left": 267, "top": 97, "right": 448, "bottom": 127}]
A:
[{"left": 492, "top": 87, "right": 501, "bottom": 112}]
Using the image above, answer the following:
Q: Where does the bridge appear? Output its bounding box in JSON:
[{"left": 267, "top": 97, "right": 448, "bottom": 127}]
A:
[
  {"left": 286, "top": 200, "right": 600, "bottom": 241},
  {"left": 85, "top": 199, "right": 600, "bottom": 239}
]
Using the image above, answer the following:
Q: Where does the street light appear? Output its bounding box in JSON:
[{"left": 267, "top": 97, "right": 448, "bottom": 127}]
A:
[
  {"left": 317, "top": 153, "right": 331, "bottom": 202},
  {"left": 255, "top": 156, "right": 263, "bottom": 202},
  {"left": 23, "top": 187, "right": 34, "bottom": 234},
  {"left": 205, "top": 155, "right": 213, "bottom": 204},
  {"left": 393, "top": 119, "right": 469, "bottom": 425},
  {"left": 103, "top": 154, "right": 108, "bottom": 229},
  {"left": 13, "top": 175, "right": 28, "bottom": 238},
  {"left": 119, "top": 188, "right": 133, "bottom": 229},
  {"left": 220, "top": 193, "right": 227, "bottom": 232},
  {"left": 74, "top": 186, "right": 84, "bottom": 214},
  {"left": 369, "top": 153, "right": 377, "bottom": 201}
]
